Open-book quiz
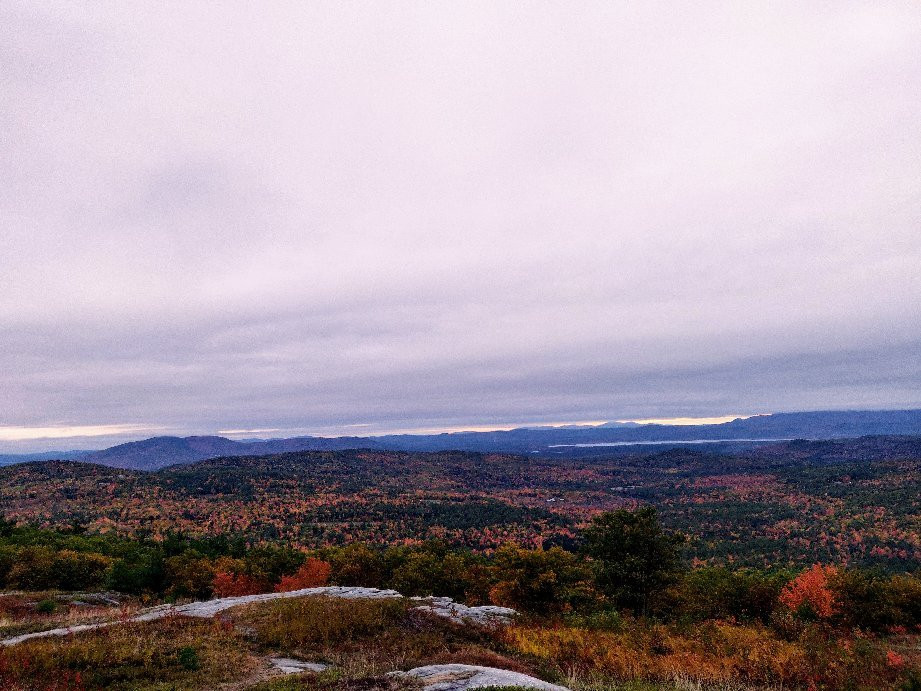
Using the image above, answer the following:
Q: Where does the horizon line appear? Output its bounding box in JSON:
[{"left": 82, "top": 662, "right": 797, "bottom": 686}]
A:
[{"left": 4, "top": 406, "right": 921, "bottom": 450}]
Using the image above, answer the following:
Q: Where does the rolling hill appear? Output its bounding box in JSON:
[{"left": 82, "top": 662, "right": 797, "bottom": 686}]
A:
[{"left": 2, "top": 436, "right": 919, "bottom": 568}]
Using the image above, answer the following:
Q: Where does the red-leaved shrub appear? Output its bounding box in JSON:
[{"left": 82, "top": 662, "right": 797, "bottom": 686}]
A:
[
  {"left": 275, "top": 558, "right": 332, "bottom": 592},
  {"left": 212, "top": 571, "right": 266, "bottom": 597}
]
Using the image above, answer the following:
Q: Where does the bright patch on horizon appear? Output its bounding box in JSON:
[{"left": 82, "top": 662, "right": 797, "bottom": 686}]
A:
[
  {"left": 218, "top": 428, "right": 282, "bottom": 436},
  {"left": 617, "top": 415, "right": 762, "bottom": 426},
  {"left": 335, "top": 420, "right": 611, "bottom": 436},
  {"left": 0, "top": 424, "right": 161, "bottom": 442}
]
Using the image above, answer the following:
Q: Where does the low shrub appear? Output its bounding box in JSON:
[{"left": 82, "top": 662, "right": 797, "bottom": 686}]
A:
[{"left": 35, "top": 599, "right": 57, "bottom": 614}]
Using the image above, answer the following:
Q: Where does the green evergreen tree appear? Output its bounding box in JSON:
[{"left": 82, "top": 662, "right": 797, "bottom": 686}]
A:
[{"left": 582, "top": 507, "right": 684, "bottom": 615}]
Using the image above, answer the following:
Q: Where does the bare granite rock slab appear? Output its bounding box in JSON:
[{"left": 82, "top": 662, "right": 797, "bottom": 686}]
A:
[
  {"left": 173, "top": 586, "right": 401, "bottom": 618},
  {"left": 411, "top": 596, "right": 517, "bottom": 627},
  {"left": 1, "top": 587, "right": 400, "bottom": 647},
  {"left": 393, "top": 664, "right": 570, "bottom": 690},
  {"left": 269, "top": 657, "right": 329, "bottom": 674},
  {"left": 1, "top": 620, "right": 120, "bottom": 647}
]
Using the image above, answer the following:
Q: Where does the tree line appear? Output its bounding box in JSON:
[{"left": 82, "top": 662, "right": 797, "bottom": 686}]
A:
[{"left": 1, "top": 509, "right": 920, "bottom": 633}]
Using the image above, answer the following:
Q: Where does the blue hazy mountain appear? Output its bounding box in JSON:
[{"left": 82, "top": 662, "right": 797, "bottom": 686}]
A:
[
  {"left": 0, "top": 450, "right": 92, "bottom": 467},
  {"left": 5, "top": 408, "right": 921, "bottom": 471}
]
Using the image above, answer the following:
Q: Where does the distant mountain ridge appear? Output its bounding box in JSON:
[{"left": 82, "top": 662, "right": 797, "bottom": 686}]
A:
[
  {"left": 0, "top": 450, "right": 92, "bottom": 467},
  {"left": 78, "top": 434, "right": 387, "bottom": 470},
  {"left": 4, "top": 408, "right": 921, "bottom": 471}
]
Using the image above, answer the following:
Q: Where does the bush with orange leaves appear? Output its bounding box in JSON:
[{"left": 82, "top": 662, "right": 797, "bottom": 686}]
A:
[
  {"left": 887, "top": 650, "right": 905, "bottom": 668},
  {"left": 212, "top": 571, "right": 268, "bottom": 597},
  {"left": 275, "top": 557, "right": 332, "bottom": 592},
  {"left": 779, "top": 564, "right": 838, "bottom": 620}
]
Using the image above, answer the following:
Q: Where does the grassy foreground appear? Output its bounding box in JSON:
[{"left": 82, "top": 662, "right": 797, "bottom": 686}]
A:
[{"left": 1, "top": 592, "right": 919, "bottom": 690}]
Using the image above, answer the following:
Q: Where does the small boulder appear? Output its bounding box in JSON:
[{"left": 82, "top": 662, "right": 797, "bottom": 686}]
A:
[
  {"left": 269, "top": 657, "right": 329, "bottom": 674},
  {"left": 392, "top": 663, "right": 569, "bottom": 690}
]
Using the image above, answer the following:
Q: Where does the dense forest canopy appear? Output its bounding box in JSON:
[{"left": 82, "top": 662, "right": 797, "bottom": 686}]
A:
[{"left": 1, "top": 437, "right": 919, "bottom": 570}]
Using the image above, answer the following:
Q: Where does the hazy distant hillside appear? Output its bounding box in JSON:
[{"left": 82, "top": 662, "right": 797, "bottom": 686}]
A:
[
  {"left": 82, "top": 436, "right": 234, "bottom": 470},
  {"left": 0, "top": 450, "right": 91, "bottom": 467},
  {"left": 5, "top": 409, "right": 921, "bottom": 471},
  {"left": 78, "top": 435, "right": 385, "bottom": 470},
  {"left": 717, "top": 409, "right": 921, "bottom": 437},
  {"left": 749, "top": 435, "right": 921, "bottom": 464}
]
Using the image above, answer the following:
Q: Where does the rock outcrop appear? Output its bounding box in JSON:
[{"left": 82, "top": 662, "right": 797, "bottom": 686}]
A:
[
  {"left": 411, "top": 596, "right": 517, "bottom": 627},
  {"left": 1, "top": 586, "right": 515, "bottom": 647},
  {"left": 393, "top": 663, "right": 570, "bottom": 690}
]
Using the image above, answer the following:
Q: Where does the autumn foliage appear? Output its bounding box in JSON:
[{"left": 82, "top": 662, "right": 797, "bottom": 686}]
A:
[
  {"left": 211, "top": 571, "right": 266, "bottom": 597},
  {"left": 4, "top": 444, "right": 921, "bottom": 571},
  {"left": 779, "top": 564, "right": 837, "bottom": 619},
  {"left": 275, "top": 557, "right": 332, "bottom": 592}
]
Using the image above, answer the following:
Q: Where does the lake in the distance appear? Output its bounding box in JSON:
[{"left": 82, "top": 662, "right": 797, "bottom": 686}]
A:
[{"left": 548, "top": 438, "right": 795, "bottom": 448}]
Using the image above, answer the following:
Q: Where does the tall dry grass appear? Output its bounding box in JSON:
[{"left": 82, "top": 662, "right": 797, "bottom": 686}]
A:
[
  {"left": 500, "top": 619, "right": 916, "bottom": 690},
  {"left": 0, "top": 614, "right": 257, "bottom": 690}
]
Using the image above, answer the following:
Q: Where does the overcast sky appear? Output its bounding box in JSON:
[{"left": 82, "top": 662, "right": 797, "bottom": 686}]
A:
[{"left": 2, "top": 2, "right": 920, "bottom": 451}]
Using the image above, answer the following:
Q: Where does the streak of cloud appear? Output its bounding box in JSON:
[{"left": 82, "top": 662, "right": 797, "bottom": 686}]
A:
[{"left": 0, "top": 424, "right": 163, "bottom": 442}]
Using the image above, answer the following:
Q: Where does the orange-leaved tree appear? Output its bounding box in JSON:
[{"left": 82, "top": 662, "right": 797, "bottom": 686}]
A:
[
  {"left": 779, "top": 564, "right": 837, "bottom": 619},
  {"left": 275, "top": 557, "right": 332, "bottom": 592}
]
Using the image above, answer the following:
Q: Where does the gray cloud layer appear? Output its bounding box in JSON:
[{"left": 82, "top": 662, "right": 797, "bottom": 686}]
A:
[{"left": 2, "top": 2, "right": 920, "bottom": 450}]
